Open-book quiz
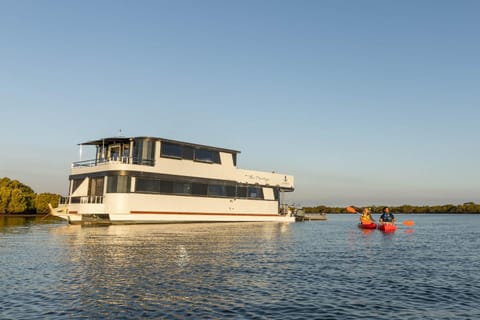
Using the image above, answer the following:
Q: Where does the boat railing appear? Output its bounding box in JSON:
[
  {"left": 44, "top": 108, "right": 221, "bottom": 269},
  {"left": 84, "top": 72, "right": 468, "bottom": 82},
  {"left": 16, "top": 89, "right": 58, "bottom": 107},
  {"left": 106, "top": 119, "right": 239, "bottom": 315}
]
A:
[
  {"left": 72, "top": 157, "right": 154, "bottom": 168},
  {"left": 82, "top": 196, "right": 103, "bottom": 204},
  {"left": 72, "top": 159, "right": 98, "bottom": 167},
  {"left": 64, "top": 196, "right": 104, "bottom": 204}
]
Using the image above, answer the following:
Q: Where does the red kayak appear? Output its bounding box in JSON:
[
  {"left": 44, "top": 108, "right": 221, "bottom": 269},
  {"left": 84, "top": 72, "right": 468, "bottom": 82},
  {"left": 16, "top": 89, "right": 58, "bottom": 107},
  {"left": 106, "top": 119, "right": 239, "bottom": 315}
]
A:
[
  {"left": 378, "top": 224, "right": 397, "bottom": 232},
  {"left": 358, "top": 222, "right": 377, "bottom": 229}
]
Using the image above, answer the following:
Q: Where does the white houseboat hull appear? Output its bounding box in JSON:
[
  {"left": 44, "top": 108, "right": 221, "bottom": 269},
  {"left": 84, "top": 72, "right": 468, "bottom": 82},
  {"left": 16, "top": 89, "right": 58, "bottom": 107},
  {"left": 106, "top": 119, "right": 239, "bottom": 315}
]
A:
[{"left": 55, "top": 212, "right": 295, "bottom": 224}]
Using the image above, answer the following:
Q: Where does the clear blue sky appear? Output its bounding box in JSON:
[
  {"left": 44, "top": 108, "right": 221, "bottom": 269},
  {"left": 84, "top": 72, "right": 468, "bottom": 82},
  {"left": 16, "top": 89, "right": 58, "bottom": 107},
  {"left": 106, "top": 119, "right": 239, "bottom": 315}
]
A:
[{"left": 1, "top": 0, "right": 479, "bottom": 207}]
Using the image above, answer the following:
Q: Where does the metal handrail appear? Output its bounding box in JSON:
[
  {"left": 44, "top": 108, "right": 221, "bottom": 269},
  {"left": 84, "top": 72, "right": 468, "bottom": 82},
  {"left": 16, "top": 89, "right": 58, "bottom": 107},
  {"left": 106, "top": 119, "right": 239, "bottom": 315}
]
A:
[
  {"left": 72, "top": 157, "right": 155, "bottom": 167},
  {"left": 81, "top": 196, "right": 103, "bottom": 204},
  {"left": 63, "top": 196, "right": 104, "bottom": 204}
]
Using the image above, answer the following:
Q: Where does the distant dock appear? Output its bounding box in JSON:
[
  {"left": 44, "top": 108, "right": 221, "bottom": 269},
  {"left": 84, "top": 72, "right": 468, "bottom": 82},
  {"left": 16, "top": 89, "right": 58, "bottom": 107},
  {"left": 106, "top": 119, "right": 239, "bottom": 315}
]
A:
[
  {"left": 296, "top": 212, "right": 327, "bottom": 222},
  {"left": 305, "top": 212, "right": 327, "bottom": 221}
]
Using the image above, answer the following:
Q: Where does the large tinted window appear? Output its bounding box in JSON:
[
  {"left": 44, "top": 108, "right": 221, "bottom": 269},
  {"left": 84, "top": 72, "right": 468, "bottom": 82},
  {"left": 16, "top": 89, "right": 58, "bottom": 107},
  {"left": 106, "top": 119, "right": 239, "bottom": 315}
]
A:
[
  {"left": 136, "top": 178, "right": 161, "bottom": 193},
  {"left": 273, "top": 188, "right": 280, "bottom": 201},
  {"left": 182, "top": 146, "right": 194, "bottom": 160},
  {"left": 212, "top": 151, "right": 221, "bottom": 164},
  {"left": 208, "top": 184, "right": 225, "bottom": 197},
  {"left": 248, "top": 186, "right": 263, "bottom": 199},
  {"left": 192, "top": 183, "right": 208, "bottom": 195},
  {"left": 160, "top": 180, "right": 174, "bottom": 193},
  {"left": 194, "top": 148, "right": 221, "bottom": 164},
  {"left": 71, "top": 178, "right": 83, "bottom": 193},
  {"left": 237, "top": 186, "right": 247, "bottom": 198},
  {"left": 174, "top": 182, "right": 191, "bottom": 194},
  {"left": 89, "top": 177, "right": 104, "bottom": 196},
  {"left": 133, "top": 176, "right": 269, "bottom": 201},
  {"left": 161, "top": 142, "right": 182, "bottom": 158},
  {"left": 195, "top": 148, "right": 213, "bottom": 162},
  {"left": 160, "top": 142, "right": 221, "bottom": 164},
  {"left": 107, "top": 176, "right": 131, "bottom": 193},
  {"left": 133, "top": 139, "right": 155, "bottom": 166},
  {"left": 226, "top": 185, "right": 236, "bottom": 197}
]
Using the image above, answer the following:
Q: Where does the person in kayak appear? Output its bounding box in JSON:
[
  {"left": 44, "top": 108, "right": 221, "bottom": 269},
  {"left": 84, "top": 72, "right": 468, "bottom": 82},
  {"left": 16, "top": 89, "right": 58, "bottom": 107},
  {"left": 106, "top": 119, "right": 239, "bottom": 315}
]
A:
[
  {"left": 379, "top": 207, "right": 395, "bottom": 225},
  {"left": 360, "top": 208, "right": 375, "bottom": 224}
]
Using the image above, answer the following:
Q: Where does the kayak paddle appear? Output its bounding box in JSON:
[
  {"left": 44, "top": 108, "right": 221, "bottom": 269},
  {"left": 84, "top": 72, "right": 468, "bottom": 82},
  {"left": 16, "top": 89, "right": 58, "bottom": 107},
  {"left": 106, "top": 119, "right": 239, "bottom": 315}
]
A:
[{"left": 403, "top": 220, "right": 415, "bottom": 226}]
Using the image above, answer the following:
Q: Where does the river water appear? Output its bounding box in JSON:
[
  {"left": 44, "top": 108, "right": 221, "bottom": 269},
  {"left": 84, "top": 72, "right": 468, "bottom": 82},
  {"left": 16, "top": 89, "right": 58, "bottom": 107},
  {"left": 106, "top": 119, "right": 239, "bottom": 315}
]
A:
[{"left": 1, "top": 214, "right": 479, "bottom": 319}]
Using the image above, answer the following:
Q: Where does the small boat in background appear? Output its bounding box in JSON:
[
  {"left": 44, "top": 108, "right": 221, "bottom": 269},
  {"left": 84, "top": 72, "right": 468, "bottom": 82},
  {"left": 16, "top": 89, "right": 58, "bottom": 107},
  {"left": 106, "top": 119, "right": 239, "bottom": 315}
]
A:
[
  {"left": 378, "top": 224, "right": 397, "bottom": 232},
  {"left": 358, "top": 222, "right": 377, "bottom": 229}
]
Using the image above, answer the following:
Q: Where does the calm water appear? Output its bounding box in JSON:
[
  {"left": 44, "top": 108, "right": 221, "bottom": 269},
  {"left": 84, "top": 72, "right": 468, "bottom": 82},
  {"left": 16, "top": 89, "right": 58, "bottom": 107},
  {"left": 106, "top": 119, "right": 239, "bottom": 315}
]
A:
[{"left": 1, "top": 214, "right": 479, "bottom": 319}]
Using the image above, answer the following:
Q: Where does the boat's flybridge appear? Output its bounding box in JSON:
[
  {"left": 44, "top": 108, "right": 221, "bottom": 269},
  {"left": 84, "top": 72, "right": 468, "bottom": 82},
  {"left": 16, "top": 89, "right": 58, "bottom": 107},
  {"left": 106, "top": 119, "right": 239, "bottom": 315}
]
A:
[{"left": 53, "top": 136, "right": 295, "bottom": 224}]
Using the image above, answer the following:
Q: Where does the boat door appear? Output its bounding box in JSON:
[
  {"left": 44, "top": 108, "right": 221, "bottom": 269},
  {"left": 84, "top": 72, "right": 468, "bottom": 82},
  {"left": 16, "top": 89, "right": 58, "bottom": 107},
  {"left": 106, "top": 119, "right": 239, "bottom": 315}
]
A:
[
  {"left": 109, "top": 145, "right": 121, "bottom": 161},
  {"left": 88, "top": 177, "right": 104, "bottom": 203}
]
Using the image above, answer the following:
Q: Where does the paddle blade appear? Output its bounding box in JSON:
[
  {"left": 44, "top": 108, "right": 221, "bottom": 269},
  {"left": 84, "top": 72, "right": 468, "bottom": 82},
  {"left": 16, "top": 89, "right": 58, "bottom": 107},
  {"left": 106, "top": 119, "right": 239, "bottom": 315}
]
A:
[
  {"left": 403, "top": 220, "right": 415, "bottom": 226},
  {"left": 346, "top": 206, "right": 357, "bottom": 213}
]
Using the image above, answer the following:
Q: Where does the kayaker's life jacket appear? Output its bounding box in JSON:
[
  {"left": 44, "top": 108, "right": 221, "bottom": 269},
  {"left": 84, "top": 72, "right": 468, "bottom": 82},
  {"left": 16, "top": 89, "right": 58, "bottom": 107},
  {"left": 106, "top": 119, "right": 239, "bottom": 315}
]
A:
[
  {"left": 360, "top": 215, "right": 372, "bottom": 224},
  {"left": 380, "top": 213, "right": 394, "bottom": 222}
]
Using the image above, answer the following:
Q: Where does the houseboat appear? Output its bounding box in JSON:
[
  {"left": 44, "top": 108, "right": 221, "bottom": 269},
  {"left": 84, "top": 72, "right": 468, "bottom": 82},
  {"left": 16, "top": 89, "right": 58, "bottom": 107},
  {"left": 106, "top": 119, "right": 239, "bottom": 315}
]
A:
[{"left": 50, "top": 136, "right": 296, "bottom": 224}]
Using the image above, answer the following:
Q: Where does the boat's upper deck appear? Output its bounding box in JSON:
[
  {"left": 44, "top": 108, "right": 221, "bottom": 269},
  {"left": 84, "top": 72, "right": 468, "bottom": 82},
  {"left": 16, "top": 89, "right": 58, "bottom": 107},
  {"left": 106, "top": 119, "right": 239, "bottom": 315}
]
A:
[
  {"left": 74, "top": 136, "right": 240, "bottom": 167},
  {"left": 71, "top": 136, "right": 294, "bottom": 190}
]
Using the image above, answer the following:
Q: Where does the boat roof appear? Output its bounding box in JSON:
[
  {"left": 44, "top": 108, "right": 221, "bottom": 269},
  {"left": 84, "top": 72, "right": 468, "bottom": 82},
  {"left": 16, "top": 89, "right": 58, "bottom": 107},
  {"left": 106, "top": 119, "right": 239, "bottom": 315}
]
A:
[{"left": 79, "top": 136, "right": 241, "bottom": 154}]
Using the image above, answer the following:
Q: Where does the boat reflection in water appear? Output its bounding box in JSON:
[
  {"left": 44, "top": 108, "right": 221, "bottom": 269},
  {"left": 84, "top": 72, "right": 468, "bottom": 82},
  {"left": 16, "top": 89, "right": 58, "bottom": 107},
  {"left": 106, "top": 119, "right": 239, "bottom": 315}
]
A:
[{"left": 50, "top": 222, "right": 292, "bottom": 317}]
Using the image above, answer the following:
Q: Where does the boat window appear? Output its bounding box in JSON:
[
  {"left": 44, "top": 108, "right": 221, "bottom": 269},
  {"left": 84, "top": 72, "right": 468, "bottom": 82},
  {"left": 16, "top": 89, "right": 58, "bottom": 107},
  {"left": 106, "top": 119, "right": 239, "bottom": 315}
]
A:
[
  {"left": 194, "top": 148, "right": 221, "bottom": 164},
  {"left": 236, "top": 186, "right": 247, "bottom": 198},
  {"left": 248, "top": 186, "right": 264, "bottom": 199},
  {"left": 122, "top": 145, "right": 130, "bottom": 162},
  {"left": 208, "top": 184, "right": 226, "bottom": 197},
  {"left": 195, "top": 148, "right": 213, "bottom": 162},
  {"left": 70, "top": 197, "right": 81, "bottom": 204},
  {"left": 117, "top": 176, "right": 130, "bottom": 193},
  {"left": 160, "top": 142, "right": 221, "bottom": 164},
  {"left": 107, "top": 176, "right": 131, "bottom": 193},
  {"left": 213, "top": 151, "right": 220, "bottom": 164},
  {"left": 273, "top": 188, "right": 280, "bottom": 201},
  {"left": 182, "top": 146, "right": 194, "bottom": 160},
  {"left": 161, "top": 142, "right": 182, "bottom": 158},
  {"left": 174, "top": 182, "right": 192, "bottom": 195},
  {"left": 133, "top": 176, "right": 272, "bottom": 201},
  {"left": 89, "top": 177, "right": 104, "bottom": 196},
  {"left": 133, "top": 139, "right": 155, "bottom": 166},
  {"left": 192, "top": 183, "right": 208, "bottom": 196},
  {"left": 226, "top": 185, "right": 236, "bottom": 197},
  {"left": 160, "top": 180, "right": 174, "bottom": 193},
  {"left": 136, "top": 178, "right": 161, "bottom": 193},
  {"left": 71, "top": 178, "right": 83, "bottom": 193}
]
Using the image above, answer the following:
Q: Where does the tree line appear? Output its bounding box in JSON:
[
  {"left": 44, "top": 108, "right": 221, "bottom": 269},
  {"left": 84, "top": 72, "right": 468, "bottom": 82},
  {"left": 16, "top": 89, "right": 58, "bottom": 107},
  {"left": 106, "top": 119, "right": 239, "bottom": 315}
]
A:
[
  {"left": 303, "top": 203, "right": 480, "bottom": 214},
  {"left": 0, "top": 177, "right": 61, "bottom": 214}
]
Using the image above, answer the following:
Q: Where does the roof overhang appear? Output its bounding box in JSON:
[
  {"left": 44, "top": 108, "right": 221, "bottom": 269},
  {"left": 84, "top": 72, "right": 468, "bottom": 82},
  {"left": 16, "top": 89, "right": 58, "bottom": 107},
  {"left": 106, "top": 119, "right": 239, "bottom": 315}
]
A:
[{"left": 79, "top": 136, "right": 241, "bottom": 154}]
